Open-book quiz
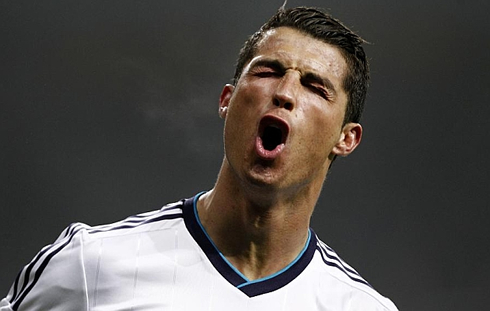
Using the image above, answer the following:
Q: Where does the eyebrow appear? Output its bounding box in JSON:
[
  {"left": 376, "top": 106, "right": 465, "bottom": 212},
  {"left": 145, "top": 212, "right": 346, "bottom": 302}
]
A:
[{"left": 249, "top": 58, "right": 337, "bottom": 95}]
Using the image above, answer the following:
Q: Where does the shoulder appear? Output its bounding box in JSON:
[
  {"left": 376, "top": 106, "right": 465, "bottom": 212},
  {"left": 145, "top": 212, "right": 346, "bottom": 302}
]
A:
[
  {"left": 2, "top": 200, "right": 185, "bottom": 311},
  {"left": 69, "top": 200, "right": 185, "bottom": 241},
  {"left": 311, "top": 235, "right": 398, "bottom": 311}
]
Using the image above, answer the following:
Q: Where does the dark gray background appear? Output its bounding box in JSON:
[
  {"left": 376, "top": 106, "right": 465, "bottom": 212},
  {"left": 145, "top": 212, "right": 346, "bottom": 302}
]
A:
[{"left": 1, "top": 0, "right": 489, "bottom": 310}]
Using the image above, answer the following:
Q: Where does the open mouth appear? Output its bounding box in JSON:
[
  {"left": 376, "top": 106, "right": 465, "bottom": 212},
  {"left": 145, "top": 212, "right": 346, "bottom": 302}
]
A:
[
  {"left": 262, "top": 125, "right": 284, "bottom": 151},
  {"left": 257, "top": 116, "right": 289, "bottom": 154}
]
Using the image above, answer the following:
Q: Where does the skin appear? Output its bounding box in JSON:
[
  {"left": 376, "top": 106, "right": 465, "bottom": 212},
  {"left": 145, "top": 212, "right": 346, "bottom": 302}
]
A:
[{"left": 197, "top": 27, "right": 362, "bottom": 280}]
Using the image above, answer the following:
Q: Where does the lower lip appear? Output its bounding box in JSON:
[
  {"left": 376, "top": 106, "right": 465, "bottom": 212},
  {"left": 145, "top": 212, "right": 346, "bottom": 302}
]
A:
[{"left": 255, "top": 136, "right": 285, "bottom": 160}]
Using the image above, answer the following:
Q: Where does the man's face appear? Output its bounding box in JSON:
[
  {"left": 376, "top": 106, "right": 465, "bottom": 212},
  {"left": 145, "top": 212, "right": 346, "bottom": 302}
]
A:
[{"left": 219, "top": 27, "right": 361, "bottom": 193}]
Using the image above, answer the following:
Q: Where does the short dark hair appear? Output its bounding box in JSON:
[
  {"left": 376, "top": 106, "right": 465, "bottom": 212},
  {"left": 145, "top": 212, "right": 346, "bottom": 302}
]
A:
[{"left": 233, "top": 7, "right": 369, "bottom": 124}]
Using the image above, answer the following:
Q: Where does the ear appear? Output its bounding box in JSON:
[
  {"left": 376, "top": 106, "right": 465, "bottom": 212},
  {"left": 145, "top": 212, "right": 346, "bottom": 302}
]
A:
[
  {"left": 332, "top": 123, "right": 363, "bottom": 157},
  {"left": 219, "top": 84, "right": 234, "bottom": 119}
]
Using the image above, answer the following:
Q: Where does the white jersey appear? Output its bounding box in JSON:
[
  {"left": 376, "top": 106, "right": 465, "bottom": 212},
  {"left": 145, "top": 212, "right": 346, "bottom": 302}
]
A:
[{"left": 1, "top": 194, "right": 398, "bottom": 311}]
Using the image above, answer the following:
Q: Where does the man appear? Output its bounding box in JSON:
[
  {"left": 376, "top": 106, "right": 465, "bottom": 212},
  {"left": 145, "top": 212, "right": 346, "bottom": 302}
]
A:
[{"left": 1, "top": 6, "right": 398, "bottom": 311}]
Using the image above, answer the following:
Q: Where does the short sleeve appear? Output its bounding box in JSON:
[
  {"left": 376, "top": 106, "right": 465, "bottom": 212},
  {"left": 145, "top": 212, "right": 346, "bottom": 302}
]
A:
[{"left": 1, "top": 223, "right": 89, "bottom": 311}]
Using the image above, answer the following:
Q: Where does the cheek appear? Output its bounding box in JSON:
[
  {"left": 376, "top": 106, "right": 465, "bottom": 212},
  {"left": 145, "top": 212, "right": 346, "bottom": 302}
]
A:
[
  {"left": 224, "top": 90, "right": 262, "bottom": 143},
  {"left": 227, "top": 81, "right": 274, "bottom": 123},
  {"left": 300, "top": 106, "right": 343, "bottom": 150}
]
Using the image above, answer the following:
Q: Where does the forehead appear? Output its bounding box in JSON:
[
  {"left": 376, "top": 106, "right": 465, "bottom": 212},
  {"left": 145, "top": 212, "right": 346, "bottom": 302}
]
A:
[{"left": 252, "top": 27, "right": 347, "bottom": 80}]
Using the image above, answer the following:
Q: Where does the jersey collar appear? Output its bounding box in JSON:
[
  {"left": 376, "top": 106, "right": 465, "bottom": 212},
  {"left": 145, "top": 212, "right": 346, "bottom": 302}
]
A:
[{"left": 182, "top": 193, "right": 317, "bottom": 297}]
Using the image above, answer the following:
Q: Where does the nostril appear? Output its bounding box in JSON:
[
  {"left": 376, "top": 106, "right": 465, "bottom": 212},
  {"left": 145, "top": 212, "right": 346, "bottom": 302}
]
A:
[{"left": 272, "top": 98, "right": 293, "bottom": 110}]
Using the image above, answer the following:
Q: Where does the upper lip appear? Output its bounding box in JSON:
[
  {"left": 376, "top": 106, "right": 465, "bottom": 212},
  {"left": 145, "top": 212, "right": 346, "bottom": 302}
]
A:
[{"left": 258, "top": 114, "right": 290, "bottom": 144}]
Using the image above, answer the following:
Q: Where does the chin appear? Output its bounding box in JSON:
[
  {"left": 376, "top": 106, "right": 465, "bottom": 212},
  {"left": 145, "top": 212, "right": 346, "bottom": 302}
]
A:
[{"left": 244, "top": 164, "right": 287, "bottom": 189}]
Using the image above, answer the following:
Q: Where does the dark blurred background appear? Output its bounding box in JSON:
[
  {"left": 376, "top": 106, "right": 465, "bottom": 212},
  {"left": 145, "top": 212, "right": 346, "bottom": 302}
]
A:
[{"left": 1, "top": 1, "right": 489, "bottom": 310}]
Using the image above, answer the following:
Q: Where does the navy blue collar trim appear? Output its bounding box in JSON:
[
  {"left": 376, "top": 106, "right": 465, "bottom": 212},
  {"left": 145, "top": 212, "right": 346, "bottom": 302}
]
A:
[{"left": 182, "top": 194, "right": 317, "bottom": 297}]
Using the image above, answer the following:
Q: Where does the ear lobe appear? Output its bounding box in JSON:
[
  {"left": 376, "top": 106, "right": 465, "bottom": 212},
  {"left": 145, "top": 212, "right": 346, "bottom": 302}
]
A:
[
  {"left": 219, "top": 84, "right": 234, "bottom": 119},
  {"left": 332, "top": 123, "right": 362, "bottom": 157}
]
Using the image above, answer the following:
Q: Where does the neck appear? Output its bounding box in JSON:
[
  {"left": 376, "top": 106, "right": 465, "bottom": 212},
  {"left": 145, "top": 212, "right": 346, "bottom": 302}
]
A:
[{"left": 197, "top": 158, "right": 325, "bottom": 280}]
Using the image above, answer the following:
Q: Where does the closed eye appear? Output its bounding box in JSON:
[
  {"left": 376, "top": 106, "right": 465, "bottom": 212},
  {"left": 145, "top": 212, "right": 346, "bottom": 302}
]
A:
[
  {"left": 248, "top": 59, "right": 285, "bottom": 78},
  {"left": 254, "top": 68, "right": 282, "bottom": 78},
  {"left": 306, "top": 84, "right": 332, "bottom": 100},
  {"left": 301, "top": 72, "right": 336, "bottom": 101}
]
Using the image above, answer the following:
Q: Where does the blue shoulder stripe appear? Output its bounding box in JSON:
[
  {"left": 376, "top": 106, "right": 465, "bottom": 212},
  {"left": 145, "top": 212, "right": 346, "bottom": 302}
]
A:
[
  {"left": 317, "top": 240, "right": 363, "bottom": 277},
  {"left": 85, "top": 204, "right": 183, "bottom": 234},
  {"left": 316, "top": 241, "right": 372, "bottom": 288},
  {"left": 86, "top": 212, "right": 182, "bottom": 235}
]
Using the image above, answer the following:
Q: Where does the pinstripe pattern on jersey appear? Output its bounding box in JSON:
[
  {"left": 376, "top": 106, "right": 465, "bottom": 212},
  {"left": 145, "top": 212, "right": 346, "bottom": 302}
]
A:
[
  {"left": 8, "top": 202, "right": 184, "bottom": 310},
  {"left": 315, "top": 238, "right": 372, "bottom": 288}
]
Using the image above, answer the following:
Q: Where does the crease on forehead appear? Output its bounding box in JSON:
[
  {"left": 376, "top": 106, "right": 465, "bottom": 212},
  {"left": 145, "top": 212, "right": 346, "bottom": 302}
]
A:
[{"left": 254, "top": 27, "right": 347, "bottom": 80}]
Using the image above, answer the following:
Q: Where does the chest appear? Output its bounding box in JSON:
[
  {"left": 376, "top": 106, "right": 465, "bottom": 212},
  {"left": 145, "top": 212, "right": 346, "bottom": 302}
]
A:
[{"left": 82, "top": 230, "right": 333, "bottom": 310}]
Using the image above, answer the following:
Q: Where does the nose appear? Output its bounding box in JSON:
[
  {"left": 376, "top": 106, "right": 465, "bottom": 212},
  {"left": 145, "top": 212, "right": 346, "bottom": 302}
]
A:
[{"left": 273, "top": 71, "right": 299, "bottom": 111}]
